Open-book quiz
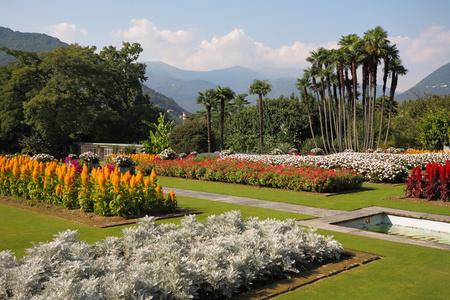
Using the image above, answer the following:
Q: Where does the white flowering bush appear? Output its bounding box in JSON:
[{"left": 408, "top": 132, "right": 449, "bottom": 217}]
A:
[
  {"left": 0, "top": 211, "right": 342, "bottom": 299},
  {"left": 79, "top": 151, "right": 100, "bottom": 163},
  {"left": 219, "top": 149, "right": 235, "bottom": 157},
  {"left": 159, "top": 148, "right": 177, "bottom": 160},
  {"left": 31, "top": 153, "right": 55, "bottom": 163},
  {"left": 310, "top": 148, "right": 324, "bottom": 155},
  {"left": 271, "top": 148, "right": 284, "bottom": 155},
  {"left": 112, "top": 155, "right": 136, "bottom": 167}
]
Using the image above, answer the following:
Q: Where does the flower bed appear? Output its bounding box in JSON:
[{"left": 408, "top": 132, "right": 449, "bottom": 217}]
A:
[
  {"left": 224, "top": 152, "right": 450, "bottom": 183},
  {"left": 0, "top": 156, "right": 176, "bottom": 216},
  {"left": 139, "top": 158, "right": 364, "bottom": 193},
  {"left": 405, "top": 160, "right": 450, "bottom": 201},
  {"left": 0, "top": 211, "right": 342, "bottom": 299}
]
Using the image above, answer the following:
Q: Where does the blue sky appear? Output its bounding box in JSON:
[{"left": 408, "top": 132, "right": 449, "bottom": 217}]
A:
[{"left": 2, "top": 0, "right": 450, "bottom": 91}]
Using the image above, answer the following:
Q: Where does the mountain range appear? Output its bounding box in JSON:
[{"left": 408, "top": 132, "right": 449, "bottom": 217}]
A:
[
  {"left": 395, "top": 63, "right": 450, "bottom": 101},
  {"left": 1, "top": 26, "right": 449, "bottom": 115},
  {"left": 144, "top": 61, "right": 300, "bottom": 113}
]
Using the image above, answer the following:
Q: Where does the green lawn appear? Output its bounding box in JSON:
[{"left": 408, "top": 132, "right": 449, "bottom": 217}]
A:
[
  {"left": 1, "top": 179, "right": 449, "bottom": 299},
  {"left": 158, "top": 177, "right": 450, "bottom": 215}
]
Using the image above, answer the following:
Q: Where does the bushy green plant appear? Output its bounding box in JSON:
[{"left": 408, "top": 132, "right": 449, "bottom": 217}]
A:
[
  {"left": 169, "top": 119, "right": 213, "bottom": 153},
  {"left": 142, "top": 112, "right": 175, "bottom": 154}
]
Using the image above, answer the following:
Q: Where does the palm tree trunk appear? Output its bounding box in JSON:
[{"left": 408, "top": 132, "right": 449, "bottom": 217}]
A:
[
  {"left": 351, "top": 61, "right": 359, "bottom": 151},
  {"left": 220, "top": 100, "right": 225, "bottom": 150},
  {"left": 384, "top": 72, "right": 397, "bottom": 146},
  {"left": 304, "top": 88, "right": 318, "bottom": 148},
  {"left": 312, "top": 77, "right": 328, "bottom": 153},
  {"left": 258, "top": 95, "right": 264, "bottom": 154},
  {"left": 206, "top": 106, "right": 212, "bottom": 152},
  {"left": 377, "top": 57, "right": 390, "bottom": 147}
]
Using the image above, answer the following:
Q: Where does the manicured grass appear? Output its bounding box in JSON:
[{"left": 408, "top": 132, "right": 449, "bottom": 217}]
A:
[
  {"left": 0, "top": 196, "right": 312, "bottom": 259},
  {"left": 1, "top": 180, "right": 449, "bottom": 299},
  {"left": 276, "top": 229, "right": 450, "bottom": 299},
  {"left": 158, "top": 177, "right": 450, "bottom": 215}
]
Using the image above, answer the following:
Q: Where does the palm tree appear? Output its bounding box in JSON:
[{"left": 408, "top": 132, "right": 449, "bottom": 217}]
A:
[
  {"left": 214, "top": 86, "right": 235, "bottom": 150},
  {"left": 339, "top": 33, "right": 362, "bottom": 151},
  {"left": 196, "top": 89, "right": 216, "bottom": 152},
  {"left": 304, "top": 67, "right": 328, "bottom": 153},
  {"left": 296, "top": 75, "right": 318, "bottom": 148},
  {"left": 384, "top": 59, "right": 407, "bottom": 145},
  {"left": 231, "top": 93, "right": 250, "bottom": 113},
  {"left": 248, "top": 79, "right": 272, "bottom": 154},
  {"left": 377, "top": 44, "right": 399, "bottom": 147},
  {"left": 363, "top": 26, "right": 389, "bottom": 148}
]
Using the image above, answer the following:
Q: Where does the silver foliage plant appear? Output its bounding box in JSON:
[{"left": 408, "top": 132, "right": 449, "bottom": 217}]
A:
[{"left": 0, "top": 211, "right": 342, "bottom": 299}]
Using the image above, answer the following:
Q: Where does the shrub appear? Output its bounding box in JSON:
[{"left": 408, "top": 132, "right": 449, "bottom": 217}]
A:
[
  {"left": 112, "top": 155, "right": 136, "bottom": 167},
  {"left": 169, "top": 119, "right": 213, "bottom": 153},
  {"left": 0, "top": 211, "right": 342, "bottom": 299},
  {"left": 79, "top": 151, "right": 100, "bottom": 163},
  {"left": 159, "top": 148, "right": 177, "bottom": 160}
]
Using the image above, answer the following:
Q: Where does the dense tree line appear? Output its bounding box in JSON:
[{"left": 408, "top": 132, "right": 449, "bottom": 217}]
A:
[{"left": 0, "top": 43, "right": 162, "bottom": 155}]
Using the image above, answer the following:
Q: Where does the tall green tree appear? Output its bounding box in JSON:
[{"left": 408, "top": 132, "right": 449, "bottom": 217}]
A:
[
  {"left": 248, "top": 79, "right": 272, "bottom": 154},
  {"left": 0, "top": 43, "right": 160, "bottom": 155},
  {"left": 196, "top": 89, "right": 217, "bottom": 152},
  {"left": 214, "top": 86, "right": 235, "bottom": 150}
]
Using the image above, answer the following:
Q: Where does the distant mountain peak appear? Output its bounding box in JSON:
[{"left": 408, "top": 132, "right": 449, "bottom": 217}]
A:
[{"left": 396, "top": 62, "right": 450, "bottom": 101}]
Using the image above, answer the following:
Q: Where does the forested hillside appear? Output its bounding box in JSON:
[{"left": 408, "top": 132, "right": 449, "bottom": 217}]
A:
[
  {"left": 143, "top": 85, "right": 189, "bottom": 122},
  {"left": 0, "top": 26, "right": 68, "bottom": 65},
  {"left": 396, "top": 63, "right": 450, "bottom": 101}
]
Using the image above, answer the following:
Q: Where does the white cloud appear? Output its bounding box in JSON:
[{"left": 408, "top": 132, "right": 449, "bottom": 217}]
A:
[
  {"left": 111, "top": 19, "right": 334, "bottom": 71},
  {"left": 110, "top": 19, "right": 196, "bottom": 61},
  {"left": 390, "top": 25, "right": 450, "bottom": 91},
  {"left": 111, "top": 19, "right": 450, "bottom": 92},
  {"left": 44, "top": 22, "right": 87, "bottom": 44}
]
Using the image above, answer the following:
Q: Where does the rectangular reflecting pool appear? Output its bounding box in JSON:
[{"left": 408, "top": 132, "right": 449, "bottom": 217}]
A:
[{"left": 334, "top": 213, "right": 450, "bottom": 245}]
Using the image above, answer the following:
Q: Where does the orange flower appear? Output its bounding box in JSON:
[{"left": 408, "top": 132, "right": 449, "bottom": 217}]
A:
[
  {"left": 168, "top": 189, "right": 175, "bottom": 201},
  {"left": 64, "top": 172, "right": 72, "bottom": 185},
  {"left": 150, "top": 169, "right": 157, "bottom": 181},
  {"left": 55, "top": 184, "right": 61, "bottom": 195},
  {"left": 130, "top": 176, "right": 137, "bottom": 188},
  {"left": 135, "top": 171, "right": 143, "bottom": 183},
  {"left": 32, "top": 166, "right": 40, "bottom": 179},
  {"left": 81, "top": 170, "right": 89, "bottom": 184}
]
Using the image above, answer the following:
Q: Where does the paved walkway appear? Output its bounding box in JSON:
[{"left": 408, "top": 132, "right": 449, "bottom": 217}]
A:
[{"left": 168, "top": 187, "right": 450, "bottom": 251}]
